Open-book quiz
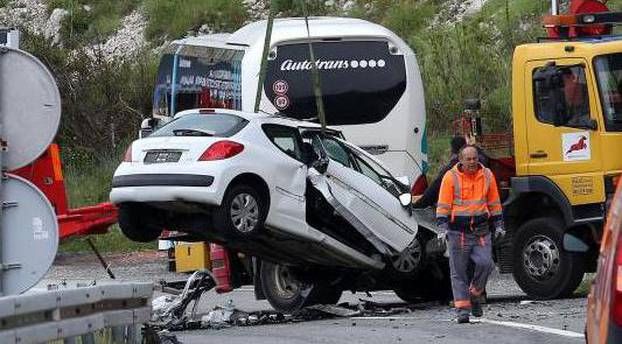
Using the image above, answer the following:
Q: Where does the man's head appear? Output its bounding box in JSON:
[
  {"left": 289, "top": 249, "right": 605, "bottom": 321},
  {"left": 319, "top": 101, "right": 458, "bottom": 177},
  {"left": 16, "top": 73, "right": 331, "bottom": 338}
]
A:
[
  {"left": 561, "top": 68, "right": 584, "bottom": 106},
  {"left": 459, "top": 145, "right": 479, "bottom": 174},
  {"left": 450, "top": 136, "right": 467, "bottom": 155}
]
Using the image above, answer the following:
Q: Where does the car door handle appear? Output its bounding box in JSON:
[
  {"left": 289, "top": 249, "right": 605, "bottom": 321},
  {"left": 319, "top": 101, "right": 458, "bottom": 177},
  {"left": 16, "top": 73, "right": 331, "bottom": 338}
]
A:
[{"left": 530, "top": 151, "right": 548, "bottom": 159}]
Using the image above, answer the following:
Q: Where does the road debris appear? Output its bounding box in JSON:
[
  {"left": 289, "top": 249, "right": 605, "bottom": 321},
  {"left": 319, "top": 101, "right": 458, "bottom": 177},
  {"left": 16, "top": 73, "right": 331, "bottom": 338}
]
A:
[
  {"left": 150, "top": 279, "right": 436, "bottom": 333},
  {"left": 152, "top": 270, "right": 217, "bottom": 329}
]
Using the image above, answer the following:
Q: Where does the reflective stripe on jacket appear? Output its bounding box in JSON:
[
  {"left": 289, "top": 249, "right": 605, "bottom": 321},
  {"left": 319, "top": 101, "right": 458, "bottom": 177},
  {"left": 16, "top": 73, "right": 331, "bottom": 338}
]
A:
[{"left": 436, "top": 163, "right": 503, "bottom": 230}]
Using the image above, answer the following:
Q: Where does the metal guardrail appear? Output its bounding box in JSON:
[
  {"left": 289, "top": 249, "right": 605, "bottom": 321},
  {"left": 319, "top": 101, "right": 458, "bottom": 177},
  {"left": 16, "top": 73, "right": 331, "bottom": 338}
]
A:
[{"left": 0, "top": 282, "right": 153, "bottom": 344}]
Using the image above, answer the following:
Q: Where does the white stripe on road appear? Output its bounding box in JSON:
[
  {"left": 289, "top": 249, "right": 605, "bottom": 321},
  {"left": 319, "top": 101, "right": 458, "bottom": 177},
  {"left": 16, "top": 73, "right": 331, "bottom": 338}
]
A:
[
  {"left": 477, "top": 318, "right": 584, "bottom": 338},
  {"left": 350, "top": 316, "right": 584, "bottom": 339}
]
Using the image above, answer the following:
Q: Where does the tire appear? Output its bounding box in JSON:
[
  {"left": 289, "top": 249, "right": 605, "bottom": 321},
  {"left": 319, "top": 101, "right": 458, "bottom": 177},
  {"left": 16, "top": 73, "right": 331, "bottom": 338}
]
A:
[
  {"left": 309, "top": 287, "right": 343, "bottom": 305},
  {"left": 393, "top": 287, "right": 421, "bottom": 304},
  {"left": 214, "top": 184, "right": 266, "bottom": 237},
  {"left": 260, "top": 261, "right": 312, "bottom": 312},
  {"left": 394, "top": 261, "right": 453, "bottom": 304},
  {"left": 512, "top": 217, "right": 585, "bottom": 299},
  {"left": 387, "top": 235, "right": 425, "bottom": 280},
  {"left": 259, "top": 261, "right": 342, "bottom": 312},
  {"left": 118, "top": 203, "right": 163, "bottom": 242}
]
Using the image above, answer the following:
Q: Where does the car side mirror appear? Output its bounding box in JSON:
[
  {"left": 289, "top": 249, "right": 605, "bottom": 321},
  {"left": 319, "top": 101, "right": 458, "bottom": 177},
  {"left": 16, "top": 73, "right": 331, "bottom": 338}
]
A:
[
  {"left": 312, "top": 157, "right": 329, "bottom": 174},
  {"left": 139, "top": 117, "right": 160, "bottom": 138},
  {"left": 399, "top": 193, "right": 412, "bottom": 207}
]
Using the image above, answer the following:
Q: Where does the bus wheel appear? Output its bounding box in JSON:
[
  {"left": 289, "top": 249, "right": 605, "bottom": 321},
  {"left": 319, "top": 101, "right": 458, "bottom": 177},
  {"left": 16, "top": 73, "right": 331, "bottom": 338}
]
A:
[{"left": 512, "top": 217, "right": 585, "bottom": 299}]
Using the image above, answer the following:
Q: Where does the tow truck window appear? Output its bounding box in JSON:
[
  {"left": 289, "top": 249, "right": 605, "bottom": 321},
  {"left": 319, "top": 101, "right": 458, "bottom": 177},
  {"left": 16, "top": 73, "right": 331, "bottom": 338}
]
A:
[
  {"left": 594, "top": 53, "right": 622, "bottom": 132},
  {"left": 533, "top": 65, "right": 590, "bottom": 128}
]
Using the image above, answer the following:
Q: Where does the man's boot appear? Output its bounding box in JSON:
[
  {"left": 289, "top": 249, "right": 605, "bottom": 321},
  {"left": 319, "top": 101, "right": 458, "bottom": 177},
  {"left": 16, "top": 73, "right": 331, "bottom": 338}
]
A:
[
  {"left": 471, "top": 295, "right": 483, "bottom": 318},
  {"left": 457, "top": 308, "right": 470, "bottom": 323}
]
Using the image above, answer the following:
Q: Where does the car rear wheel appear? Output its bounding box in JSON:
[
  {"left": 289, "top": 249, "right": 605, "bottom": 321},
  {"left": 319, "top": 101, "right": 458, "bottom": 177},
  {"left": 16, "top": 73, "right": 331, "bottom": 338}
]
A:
[
  {"left": 215, "top": 184, "right": 265, "bottom": 237},
  {"left": 118, "top": 203, "right": 163, "bottom": 242},
  {"left": 512, "top": 217, "right": 585, "bottom": 299},
  {"left": 260, "top": 261, "right": 342, "bottom": 312}
]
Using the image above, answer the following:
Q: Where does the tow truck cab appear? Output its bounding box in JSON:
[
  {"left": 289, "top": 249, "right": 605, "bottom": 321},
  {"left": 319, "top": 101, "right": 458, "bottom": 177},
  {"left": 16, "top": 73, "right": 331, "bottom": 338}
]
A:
[{"left": 487, "top": 1, "right": 622, "bottom": 299}]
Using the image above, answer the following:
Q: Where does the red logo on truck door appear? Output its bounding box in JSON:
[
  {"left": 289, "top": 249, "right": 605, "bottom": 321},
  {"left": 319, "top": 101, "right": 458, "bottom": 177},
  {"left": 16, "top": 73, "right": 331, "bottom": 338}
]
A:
[{"left": 566, "top": 135, "right": 588, "bottom": 154}]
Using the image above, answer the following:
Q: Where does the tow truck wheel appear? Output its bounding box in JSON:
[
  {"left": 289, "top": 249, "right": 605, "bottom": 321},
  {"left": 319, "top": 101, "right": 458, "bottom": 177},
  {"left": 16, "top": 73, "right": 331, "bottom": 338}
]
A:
[
  {"left": 118, "top": 203, "right": 163, "bottom": 242},
  {"left": 215, "top": 184, "right": 265, "bottom": 237},
  {"left": 512, "top": 217, "right": 585, "bottom": 299},
  {"left": 260, "top": 261, "right": 342, "bottom": 312}
]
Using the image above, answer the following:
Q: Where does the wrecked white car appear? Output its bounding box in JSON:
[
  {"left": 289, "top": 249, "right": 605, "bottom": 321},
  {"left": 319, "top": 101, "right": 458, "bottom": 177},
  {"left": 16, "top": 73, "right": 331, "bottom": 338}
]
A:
[{"left": 110, "top": 109, "right": 449, "bottom": 311}]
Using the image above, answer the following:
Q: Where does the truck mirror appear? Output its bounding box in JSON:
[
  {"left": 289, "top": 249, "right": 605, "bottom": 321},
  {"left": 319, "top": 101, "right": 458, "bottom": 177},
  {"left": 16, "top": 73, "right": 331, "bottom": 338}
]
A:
[{"left": 534, "top": 65, "right": 567, "bottom": 127}]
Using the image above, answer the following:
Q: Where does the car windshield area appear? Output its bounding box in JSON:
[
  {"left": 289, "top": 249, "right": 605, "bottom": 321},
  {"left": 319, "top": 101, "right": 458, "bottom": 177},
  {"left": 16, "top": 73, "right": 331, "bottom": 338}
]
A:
[
  {"left": 150, "top": 113, "right": 248, "bottom": 138},
  {"left": 594, "top": 53, "right": 622, "bottom": 131}
]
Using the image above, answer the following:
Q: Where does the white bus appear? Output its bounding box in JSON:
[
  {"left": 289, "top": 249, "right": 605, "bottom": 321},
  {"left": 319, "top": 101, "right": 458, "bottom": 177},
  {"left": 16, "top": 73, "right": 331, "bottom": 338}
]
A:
[{"left": 152, "top": 17, "right": 429, "bottom": 191}]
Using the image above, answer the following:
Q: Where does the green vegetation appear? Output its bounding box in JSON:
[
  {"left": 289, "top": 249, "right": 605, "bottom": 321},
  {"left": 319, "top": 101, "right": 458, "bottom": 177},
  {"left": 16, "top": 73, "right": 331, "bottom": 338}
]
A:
[
  {"left": 47, "top": 0, "right": 141, "bottom": 47},
  {"left": 144, "top": 0, "right": 249, "bottom": 42},
  {"left": 576, "top": 273, "right": 595, "bottom": 296}
]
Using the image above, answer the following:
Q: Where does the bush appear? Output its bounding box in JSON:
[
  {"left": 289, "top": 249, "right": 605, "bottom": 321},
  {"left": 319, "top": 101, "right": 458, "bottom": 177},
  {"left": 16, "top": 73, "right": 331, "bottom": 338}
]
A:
[{"left": 20, "top": 31, "right": 158, "bottom": 165}]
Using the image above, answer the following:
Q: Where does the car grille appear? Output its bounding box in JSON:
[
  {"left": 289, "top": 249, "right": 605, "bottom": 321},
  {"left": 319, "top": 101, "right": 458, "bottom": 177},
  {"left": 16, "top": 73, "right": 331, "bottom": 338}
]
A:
[{"left": 144, "top": 151, "right": 182, "bottom": 164}]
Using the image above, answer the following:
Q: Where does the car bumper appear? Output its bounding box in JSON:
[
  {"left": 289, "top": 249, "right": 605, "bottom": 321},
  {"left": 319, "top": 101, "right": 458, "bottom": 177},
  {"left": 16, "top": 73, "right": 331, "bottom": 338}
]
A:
[
  {"left": 112, "top": 174, "right": 214, "bottom": 187},
  {"left": 110, "top": 174, "right": 220, "bottom": 206}
]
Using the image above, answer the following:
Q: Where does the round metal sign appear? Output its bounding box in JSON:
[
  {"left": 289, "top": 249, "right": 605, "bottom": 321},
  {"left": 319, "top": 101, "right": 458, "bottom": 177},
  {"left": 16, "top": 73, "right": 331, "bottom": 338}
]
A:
[
  {"left": 1, "top": 174, "right": 59, "bottom": 295},
  {"left": 0, "top": 47, "right": 61, "bottom": 170}
]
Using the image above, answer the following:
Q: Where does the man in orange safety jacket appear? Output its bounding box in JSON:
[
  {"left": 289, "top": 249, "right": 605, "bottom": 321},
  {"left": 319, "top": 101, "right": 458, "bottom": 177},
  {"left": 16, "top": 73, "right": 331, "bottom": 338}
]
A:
[{"left": 436, "top": 145, "right": 505, "bottom": 323}]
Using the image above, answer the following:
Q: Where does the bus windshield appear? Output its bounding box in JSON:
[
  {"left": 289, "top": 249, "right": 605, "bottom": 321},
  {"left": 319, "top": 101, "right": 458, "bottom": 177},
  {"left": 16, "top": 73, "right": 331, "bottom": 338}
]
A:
[
  {"left": 263, "top": 40, "right": 407, "bottom": 125},
  {"left": 153, "top": 44, "right": 244, "bottom": 117}
]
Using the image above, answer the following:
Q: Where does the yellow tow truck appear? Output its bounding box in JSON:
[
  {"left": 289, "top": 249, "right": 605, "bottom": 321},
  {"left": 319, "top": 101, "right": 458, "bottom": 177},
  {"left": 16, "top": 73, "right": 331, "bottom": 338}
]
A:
[{"left": 470, "top": 0, "right": 622, "bottom": 298}]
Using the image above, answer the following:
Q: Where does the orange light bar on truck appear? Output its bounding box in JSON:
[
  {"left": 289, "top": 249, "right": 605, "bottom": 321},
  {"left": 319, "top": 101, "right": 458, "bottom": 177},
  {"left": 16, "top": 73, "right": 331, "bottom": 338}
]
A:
[
  {"left": 49, "top": 144, "right": 64, "bottom": 182},
  {"left": 543, "top": 14, "right": 579, "bottom": 27},
  {"left": 545, "top": 12, "right": 622, "bottom": 28}
]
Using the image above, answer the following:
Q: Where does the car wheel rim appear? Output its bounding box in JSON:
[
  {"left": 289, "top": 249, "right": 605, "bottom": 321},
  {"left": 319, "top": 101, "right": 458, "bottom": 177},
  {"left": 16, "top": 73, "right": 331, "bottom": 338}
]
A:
[
  {"left": 522, "top": 235, "right": 560, "bottom": 281},
  {"left": 230, "top": 193, "right": 259, "bottom": 233},
  {"left": 391, "top": 239, "right": 422, "bottom": 273},
  {"left": 272, "top": 265, "right": 301, "bottom": 300}
]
